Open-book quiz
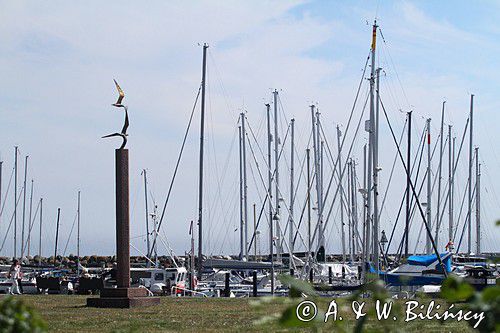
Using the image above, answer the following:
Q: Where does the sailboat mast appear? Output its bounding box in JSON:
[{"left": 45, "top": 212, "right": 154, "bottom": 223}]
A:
[
  {"left": 372, "top": 66, "right": 381, "bottom": 271},
  {"left": 241, "top": 113, "right": 249, "bottom": 260},
  {"left": 77, "top": 190, "right": 81, "bottom": 276},
  {"left": 362, "top": 143, "right": 367, "bottom": 281},
  {"left": 27, "top": 179, "right": 33, "bottom": 256},
  {"left": 196, "top": 43, "right": 208, "bottom": 279},
  {"left": 265, "top": 103, "right": 274, "bottom": 295},
  {"left": 467, "top": 94, "right": 474, "bottom": 254},
  {"left": 310, "top": 105, "right": 321, "bottom": 252},
  {"left": 426, "top": 118, "right": 432, "bottom": 254},
  {"left": 21, "top": 155, "right": 28, "bottom": 258},
  {"left": 336, "top": 125, "right": 346, "bottom": 262},
  {"left": 54, "top": 208, "right": 61, "bottom": 265},
  {"left": 0, "top": 161, "right": 2, "bottom": 230},
  {"left": 448, "top": 126, "right": 453, "bottom": 243},
  {"left": 475, "top": 147, "right": 480, "bottom": 254},
  {"left": 347, "top": 159, "right": 353, "bottom": 262},
  {"left": 352, "top": 160, "right": 359, "bottom": 256},
  {"left": 238, "top": 124, "right": 244, "bottom": 260},
  {"left": 450, "top": 137, "right": 458, "bottom": 240},
  {"left": 405, "top": 111, "right": 412, "bottom": 257},
  {"left": 253, "top": 203, "right": 257, "bottom": 258},
  {"left": 435, "top": 101, "right": 446, "bottom": 246},
  {"left": 273, "top": 90, "right": 281, "bottom": 263},
  {"left": 38, "top": 198, "right": 42, "bottom": 264},
  {"left": 190, "top": 220, "right": 195, "bottom": 289},
  {"left": 306, "top": 148, "right": 312, "bottom": 259},
  {"left": 289, "top": 118, "right": 295, "bottom": 264},
  {"left": 14, "top": 146, "right": 18, "bottom": 258},
  {"left": 365, "top": 21, "right": 377, "bottom": 268},
  {"left": 143, "top": 169, "right": 150, "bottom": 262}
]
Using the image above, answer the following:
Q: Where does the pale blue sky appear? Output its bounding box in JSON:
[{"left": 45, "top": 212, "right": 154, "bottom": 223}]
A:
[{"left": 0, "top": 1, "right": 498, "bottom": 257}]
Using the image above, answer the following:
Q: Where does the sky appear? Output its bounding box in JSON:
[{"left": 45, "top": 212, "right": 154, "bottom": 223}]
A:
[{"left": 0, "top": 0, "right": 499, "bottom": 258}]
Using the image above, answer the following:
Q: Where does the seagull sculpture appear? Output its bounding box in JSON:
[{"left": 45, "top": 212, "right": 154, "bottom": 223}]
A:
[
  {"left": 112, "top": 79, "right": 125, "bottom": 107},
  {"left": 102, "top": 79, "right": 129, "bottom": 149}
]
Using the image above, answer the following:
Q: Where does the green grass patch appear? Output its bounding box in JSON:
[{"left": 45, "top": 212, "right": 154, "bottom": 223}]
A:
[{"left": 9, "top": 295, "right": 475, "bottom": 332}]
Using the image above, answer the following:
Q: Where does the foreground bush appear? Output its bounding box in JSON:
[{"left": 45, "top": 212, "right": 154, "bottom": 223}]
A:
[{"left": 0, "top": 297, "right": 47, "bottom": 333}]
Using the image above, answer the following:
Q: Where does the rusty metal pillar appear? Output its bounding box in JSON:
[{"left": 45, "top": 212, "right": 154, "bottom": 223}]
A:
[{"left": 115, "top": 149, "right": 130, "bottom": 288}]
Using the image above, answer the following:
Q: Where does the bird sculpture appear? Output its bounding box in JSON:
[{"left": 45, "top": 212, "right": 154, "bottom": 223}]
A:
[
  {"left": 112, "top": 79, "right": 125, "bottom": 107},
  {"left": 103, "top": 79, "right": 129, "bottom": 149}
]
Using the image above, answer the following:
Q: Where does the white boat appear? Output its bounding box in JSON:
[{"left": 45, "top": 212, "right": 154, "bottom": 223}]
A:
[{"left": 129, "top": 267, "right": 187, "bottom": 295}]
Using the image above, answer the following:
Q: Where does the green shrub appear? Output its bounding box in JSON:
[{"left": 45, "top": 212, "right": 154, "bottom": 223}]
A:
[{"left": 0, "top": 297, "right": 47, "bottom": 333}]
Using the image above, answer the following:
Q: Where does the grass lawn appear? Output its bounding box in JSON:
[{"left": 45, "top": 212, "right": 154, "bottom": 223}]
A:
[{"left": 13, "top": 295, "right": 474, "bottom": 332}]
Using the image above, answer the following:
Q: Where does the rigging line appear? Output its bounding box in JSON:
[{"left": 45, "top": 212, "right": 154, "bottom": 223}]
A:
[
  {"left": 453, "top": 171, "right": 472, "bottom": 242},
  {"left": 378, "top": 28, "right": 411, "bottom": 109},
  {"left": 289, "top": 145, "right": 310, "bottom": 223},
  {"left": 158, "top": 231, "right": 179, "bottom": 268},
  {"left": 455, "top": 185, "right": 476, "bottom": 254},
  {"left": 0, "top": 182, "right": 24, "bottom": 252},
  {"left": 292, "top": 130, "right": 313, "bottom": 200},
  {"left": 129, "top": 243, "right": 156, "bottom": 267},
  {"left": 205, "top": 115, "right": 237, "bottom": 227},
  {"left": 149, "top": 83, "right": 202, "bottom": 256},
  {"left": 246, "top": 114, "right": 291, "bottom": 178},
  {"left": 312, "top": 95, "right": 368, "bottom": 252},
  {"left": 208, "top": 49, "right": 235, "bottom": 115},
  {"left": 0, "top": 164, "right": 14, "bottom": 218},
  {"left": 246, "top": 126, "right": 308, "bottom": 253},
  {"left": 325, "top": 203, "right": 342, "bottom": 247},
  {"left": 247, "top": 143, "right": 264, "bottom": 204},
  {"left": 412, "top": 118, "right": 469, "bottom": 252},
  {"left": 245, "top": 114, "right": 272, "bottom": 170},
  {"left": 396, "top": 146, "right": 427, "bottom": 257},
  {"left": 63, "top": 211, "right": 78, "bottom": 256},
  {"left": 244, "top": 130, "right": 273, "bottom": 252},
  {"left": 409, "top": 138, "right": 447, "bottom": 255},
  {"left": 217, "top": 193, "right": 239, "bottom": 255},
  {"left": 424, "top": 134, "right": 450, "bottom": 227},
  {"left": 449, "top": 118, "right": 469, "bottom": 181},
  {"left": 130, "top": 233, "right": 149, "bottom": 240},
  {"left": 23, "top": 198, "right": 41, "bottom": 253},
  {"left": 292, "top": 171, "right": 317, "bottom": 246},
  {"left": 280, "top": 199, "right": 309, "bottom": 254},
  {"left": 379, "top": 96, "right": 447, "bottom": 275},
  {"left": 277, "top": 94, "right": 290, "bottom": 140},
  {"left": 292, "top": 151, "right": 315, "bottom": 245},
  {"left": 244, "top": 121, "right": 293, "bottom": 251},
  {"left": 311, "top": 88, "right": 370, "bottom": 248},
  {"left": 211, "top": 178, "right": 239, "bottom": 254},
  {"left": 312, "top": 49, "right": 370, "bottom": 197},
  {"left": 318, "top": 121, "right": 352, "bottom": 218},
  {"left": 316, "top": 83, "right": 371, "bottom": 229},
  {"left": 394, "top": 123, "right": 444, "bottom": 255},
  {"left": 413, "top": 135, "right": 449, "bottom": 253},
  {"left": 378, "top": 117, "right": 408, "bottom": 222},
  {"left": 246, "top": 129, "right": 307, "bottom": 254},
  {"left": 483, "top": 164, "right": 500, "bottom": 208},
  {"left": 246, "top": 116, "right": 291, "bottom": 190},
  {"left": 387, "top": 125, "right": 426, "bottom": 254},
  {"left": 209, "top": 127, "right": 240, "bottom": 251}
]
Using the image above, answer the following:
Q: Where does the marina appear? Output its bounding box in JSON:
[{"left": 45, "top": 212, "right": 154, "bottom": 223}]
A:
[{"left": 0, "top": 1, "right": 499, "bottom": 332}]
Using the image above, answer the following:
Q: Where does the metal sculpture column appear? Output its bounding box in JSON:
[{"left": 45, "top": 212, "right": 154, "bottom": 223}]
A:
[
  {"left": 87, "top": 80, "right": 159, "bottom": 308},
  {"left": 115, "top": 148, "right": 129, "bottom": 289}
]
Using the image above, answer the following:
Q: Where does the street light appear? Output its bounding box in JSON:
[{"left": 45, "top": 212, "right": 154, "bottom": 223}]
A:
[{"left": 380, "top": 230, "right": 388, "bottom": 254}]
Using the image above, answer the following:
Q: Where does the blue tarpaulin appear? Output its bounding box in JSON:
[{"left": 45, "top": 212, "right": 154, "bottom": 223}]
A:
[{"left": 408, "top": 253, "right": 452, "bottom": 272}]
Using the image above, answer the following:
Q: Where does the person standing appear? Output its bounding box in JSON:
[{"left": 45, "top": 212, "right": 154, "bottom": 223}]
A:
[{"left": 8, "top": 259, "right": 22, "bottom": 295}]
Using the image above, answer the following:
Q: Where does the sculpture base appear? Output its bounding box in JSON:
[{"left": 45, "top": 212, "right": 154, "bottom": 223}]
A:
[{"left": 86, "top": 287, "right": 160, "bottom": 308}]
